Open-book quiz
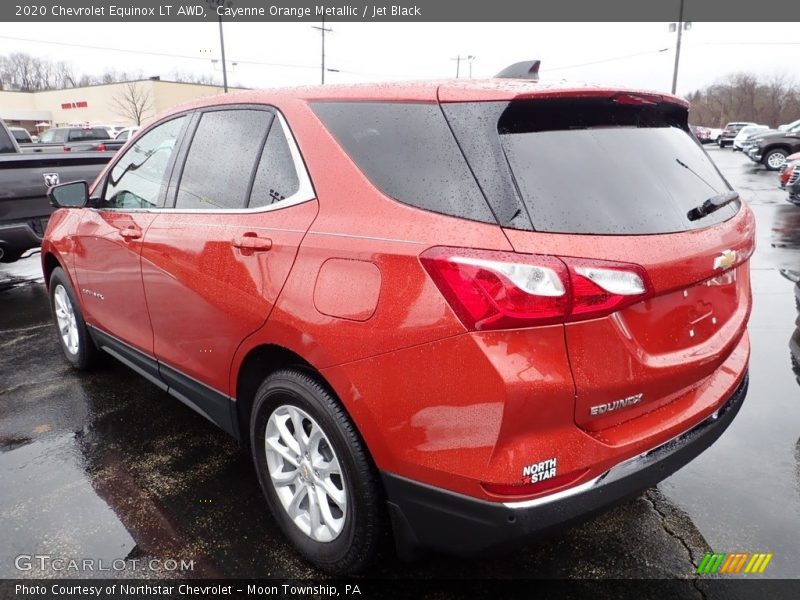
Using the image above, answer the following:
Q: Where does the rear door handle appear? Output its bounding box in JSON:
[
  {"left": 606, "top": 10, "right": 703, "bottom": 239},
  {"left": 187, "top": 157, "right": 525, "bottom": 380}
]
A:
[
  {"left": 118, "top": 227, "right": 142, "bottom": 240},
  {"left": 232, "top": 234, "right": 273, "bottom": 252}
]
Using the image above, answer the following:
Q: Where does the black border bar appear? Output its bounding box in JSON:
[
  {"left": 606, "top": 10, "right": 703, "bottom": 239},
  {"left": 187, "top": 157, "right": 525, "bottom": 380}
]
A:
[{"left": 4, "top": 0, "right": 800, "bottom": 22}]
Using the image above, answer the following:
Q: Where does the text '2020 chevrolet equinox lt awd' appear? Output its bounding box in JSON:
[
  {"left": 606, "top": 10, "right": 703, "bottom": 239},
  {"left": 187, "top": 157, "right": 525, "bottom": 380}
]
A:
[{"left": 42, "top": 60, "right": 754, "bottom": 574}]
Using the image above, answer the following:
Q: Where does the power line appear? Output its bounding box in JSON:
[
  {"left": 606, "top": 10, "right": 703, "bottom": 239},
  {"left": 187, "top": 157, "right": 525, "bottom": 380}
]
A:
[
  {"left": 0, "top": 34, "right": 321, "bottom": 71},
  {"left": 547, "top": 48, "right": 670, "bottom": 72}
]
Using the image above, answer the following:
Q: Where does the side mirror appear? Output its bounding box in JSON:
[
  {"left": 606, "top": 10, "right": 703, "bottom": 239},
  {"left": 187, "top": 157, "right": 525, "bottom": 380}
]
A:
[{"left": 48, "top": 181, "right": 89, "bottom": 209}]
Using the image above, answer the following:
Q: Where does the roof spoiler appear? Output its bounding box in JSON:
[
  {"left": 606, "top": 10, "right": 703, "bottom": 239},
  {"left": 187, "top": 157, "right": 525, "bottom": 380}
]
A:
[{"left": 494, "top": 60, "right": 541, "bottom": 81}]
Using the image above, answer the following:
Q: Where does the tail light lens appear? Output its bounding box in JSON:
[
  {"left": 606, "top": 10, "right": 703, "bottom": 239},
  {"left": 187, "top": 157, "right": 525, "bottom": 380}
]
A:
[
  {"left": 96, "top": 143, "right": 106, "bottom": 151},
  {"left": 420, "top": 247, "right": 652, "bottom": 331},
  {"left": 63, "top": 145, "right": 71, "bottom": 152}
]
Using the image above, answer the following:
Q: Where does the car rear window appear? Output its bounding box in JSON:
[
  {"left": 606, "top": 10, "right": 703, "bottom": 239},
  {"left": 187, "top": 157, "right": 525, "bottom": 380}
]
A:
[
  {"left": 443, "top": 98, "right": 739, "bottom": 235},
  {"left": 69, "top": 128, "right": 110, "bottom": 141},
  {"left": 310, "top": 101, "right": 495, "bottom": 224}
]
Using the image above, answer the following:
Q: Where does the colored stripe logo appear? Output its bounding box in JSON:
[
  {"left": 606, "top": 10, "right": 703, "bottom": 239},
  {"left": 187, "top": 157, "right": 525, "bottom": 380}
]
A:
[{"left": 696, "top": 552, "right": 773, "bottom": 574}]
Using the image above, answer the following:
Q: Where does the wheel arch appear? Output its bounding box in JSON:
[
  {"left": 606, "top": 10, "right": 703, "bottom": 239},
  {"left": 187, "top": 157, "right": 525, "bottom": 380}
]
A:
[
  {"left": 42, "top": 251, "right": 61, "bottom": 288},
  {"left": 764, "top": 144, "right": 791, "bottom": 156}
]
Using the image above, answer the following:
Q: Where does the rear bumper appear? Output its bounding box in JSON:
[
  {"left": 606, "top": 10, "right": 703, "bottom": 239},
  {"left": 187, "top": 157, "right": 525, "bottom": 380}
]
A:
[
  {"left": 383, "top": 371, "right": 748, "bottom": 557},
  {"left": 0, "top": 220, "right": 44, "bottom": 260}
]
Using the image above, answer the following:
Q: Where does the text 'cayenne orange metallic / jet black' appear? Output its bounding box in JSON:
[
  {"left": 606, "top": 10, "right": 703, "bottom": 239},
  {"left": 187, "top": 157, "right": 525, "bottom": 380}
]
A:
[{"left": 42, "top": 61, "right": 755, "bottom": 574}]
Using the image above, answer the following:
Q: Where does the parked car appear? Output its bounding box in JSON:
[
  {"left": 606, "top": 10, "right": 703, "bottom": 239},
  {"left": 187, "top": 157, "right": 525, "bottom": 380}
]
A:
[
  {"left": 786, "top": 163, "right": 800, "bottom": 206},
  {"left": 747, "top": 128, "right": 800, "bottom": 170},
  {"left": 0, "top": 121, "right": 113, "bottom": 262},
  {"left": 22, "top": 126, "right": 114, "bottom": 153},
  {"left": 707, "top": 127, "right": 723, "bottom": 144},
  {"left": 114, "top": 127, "right": 140, "bottom": 141},
  {"left": 41, "top": 65, "right": 754, "bottom": 574},
  {"left": 690, "top": 125, "right": 711, "bottom": 143},
  {"left": 744, "top": 122, "right": 800, "bottom": 161},
  {"left": 719, "top": 122, "right": 756, "bottom": 147},
  {"left": 779, "top": 152, "right": 800, "bottom": 189},
  {"left": 9, "top": 127, "right": 33, "bottom": 144},
  {"left": 732, "top": 125, "right": 769, "bottom": 151}
]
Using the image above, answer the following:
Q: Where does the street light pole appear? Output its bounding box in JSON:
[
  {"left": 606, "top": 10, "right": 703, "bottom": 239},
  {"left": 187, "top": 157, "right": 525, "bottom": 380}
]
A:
[{"left": 671, "top": 0, "right": 685, "bottom": 95}]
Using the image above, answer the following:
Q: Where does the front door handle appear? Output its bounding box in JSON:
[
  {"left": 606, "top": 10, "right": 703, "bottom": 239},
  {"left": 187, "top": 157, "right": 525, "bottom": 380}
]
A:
[
  {"left": 232, "top": 234, "right": 273, "bottom": 252},
  {"left": 118, "top": 227, "right": 142, "bottom": 240}
]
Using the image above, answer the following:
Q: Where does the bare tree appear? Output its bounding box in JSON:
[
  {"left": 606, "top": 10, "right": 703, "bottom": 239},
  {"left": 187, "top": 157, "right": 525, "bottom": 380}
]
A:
[
  {"left": 110, "top": 82, "right": 154, "bottom": 125},
  {"left": 169, "top": 70, "right": 216, "bottom": 85},
  {"left": 687, "top": 72, "right": 800, "bottom": 127}
]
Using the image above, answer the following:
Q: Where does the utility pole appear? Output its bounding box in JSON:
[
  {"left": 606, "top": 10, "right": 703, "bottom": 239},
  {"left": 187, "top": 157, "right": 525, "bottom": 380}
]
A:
[
  {"left": 451, "top": 55, "right": 476, "bottom": 79},
  {"left": 205, "top": 0, "right": 230, "bottom": 92},
  {"left": 312, "top": 16, "right": 333, "bottom": 84},
  {"left": 670, "top": 0, "right": 691, "bottom": 94},
  {"left": 218, "top": 16, "right": 228, "bottom": 92}
]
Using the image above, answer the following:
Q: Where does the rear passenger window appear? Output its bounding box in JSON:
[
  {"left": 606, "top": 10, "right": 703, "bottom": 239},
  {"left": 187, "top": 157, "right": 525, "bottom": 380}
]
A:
[
  {"left": 311, "top": 101, "right": 494, "bottom": 224},
  {"left": 248, "top": 120, "right": 300, "bottom": 208},
  {"left": 175, "top": 109, "right": 272, "bottom": 210}
]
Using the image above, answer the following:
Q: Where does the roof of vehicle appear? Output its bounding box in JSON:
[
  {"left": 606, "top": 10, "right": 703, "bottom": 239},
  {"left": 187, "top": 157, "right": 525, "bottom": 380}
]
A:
[{"left": 161, "top": 78, "right": 690, "bottom": 118}]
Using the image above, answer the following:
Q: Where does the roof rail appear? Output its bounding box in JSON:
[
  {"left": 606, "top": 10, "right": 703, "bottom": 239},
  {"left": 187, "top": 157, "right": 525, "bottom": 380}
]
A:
[{"left": 494, "top": 60, "right": 541, "bottom": 81}]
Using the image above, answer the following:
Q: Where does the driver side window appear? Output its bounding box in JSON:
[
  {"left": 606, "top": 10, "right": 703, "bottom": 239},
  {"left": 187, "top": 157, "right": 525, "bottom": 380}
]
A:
[{"left": 104, "top": 116, "right": 186, "bottom": 209}]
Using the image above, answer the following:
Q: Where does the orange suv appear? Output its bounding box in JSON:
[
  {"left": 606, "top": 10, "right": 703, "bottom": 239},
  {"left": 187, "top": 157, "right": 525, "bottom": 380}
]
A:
[{"left": 43, "top": 61, "right": 754, "bottom": 573}]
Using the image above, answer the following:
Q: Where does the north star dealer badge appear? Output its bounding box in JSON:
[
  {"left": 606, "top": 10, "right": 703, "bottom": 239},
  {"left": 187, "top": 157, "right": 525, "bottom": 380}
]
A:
[{"left": 521, "top": 458, "right": 557, "bottom": 484}]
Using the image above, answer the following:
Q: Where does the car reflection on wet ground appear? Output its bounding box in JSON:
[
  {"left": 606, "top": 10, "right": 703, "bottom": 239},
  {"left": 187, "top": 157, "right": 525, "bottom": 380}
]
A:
[{"left": 0, "top": 146, "right": 798, "bottom": 584}]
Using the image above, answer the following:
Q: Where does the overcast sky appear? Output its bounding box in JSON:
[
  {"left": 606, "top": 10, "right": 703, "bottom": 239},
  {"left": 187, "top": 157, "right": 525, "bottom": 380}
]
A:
[{"left": 1, "top": 22, "right": 798, "bottom": 94}]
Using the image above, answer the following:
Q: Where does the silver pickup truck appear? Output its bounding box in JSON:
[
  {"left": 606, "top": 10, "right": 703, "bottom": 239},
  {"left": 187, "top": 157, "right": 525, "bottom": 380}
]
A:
[{"left": 0, "top": 121, "right": 114, "bottom": 262}]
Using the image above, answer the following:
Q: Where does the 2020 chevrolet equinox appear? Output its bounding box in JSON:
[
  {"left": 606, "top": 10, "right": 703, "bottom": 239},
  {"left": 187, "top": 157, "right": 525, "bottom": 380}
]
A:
[{"left": 42, "top": 61, "right": 754, "bottom": 574}]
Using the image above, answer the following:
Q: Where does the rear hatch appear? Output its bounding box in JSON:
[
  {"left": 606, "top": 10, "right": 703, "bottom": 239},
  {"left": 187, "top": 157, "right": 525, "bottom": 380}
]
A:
[{"left": 442, "top": 94, "right": 754, "bottom": 431}]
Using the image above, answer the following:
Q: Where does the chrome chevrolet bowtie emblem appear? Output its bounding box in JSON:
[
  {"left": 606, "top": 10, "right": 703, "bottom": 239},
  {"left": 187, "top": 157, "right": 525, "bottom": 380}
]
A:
[{"left": 713, "top": 249, "right": 736, "bottom": 271}]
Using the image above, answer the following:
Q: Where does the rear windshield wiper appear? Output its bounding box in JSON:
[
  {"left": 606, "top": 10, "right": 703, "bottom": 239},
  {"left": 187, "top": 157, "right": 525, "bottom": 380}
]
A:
[{"left": 686, "top": 191, "right": 739, "bottom": 221}]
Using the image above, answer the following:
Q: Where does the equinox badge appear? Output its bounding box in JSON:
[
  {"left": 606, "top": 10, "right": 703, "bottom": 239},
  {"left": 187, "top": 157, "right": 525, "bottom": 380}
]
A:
[{"left": 590, "top": 393, "right": 643, "bottom": 416}]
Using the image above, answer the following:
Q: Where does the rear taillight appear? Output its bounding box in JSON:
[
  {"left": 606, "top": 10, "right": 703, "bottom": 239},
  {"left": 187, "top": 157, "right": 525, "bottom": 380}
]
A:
[
  {"left": 420, "top": 247, "right": 652, "bottom": 331},
  {"left": 567, "top": 258, "right": 651, "bottom": 321},
  {"left": 96, "top": 143, "right": 106, "bottom": 151},
  {"left": 63, "top": 145, "right": 71, "bottom": 152}
]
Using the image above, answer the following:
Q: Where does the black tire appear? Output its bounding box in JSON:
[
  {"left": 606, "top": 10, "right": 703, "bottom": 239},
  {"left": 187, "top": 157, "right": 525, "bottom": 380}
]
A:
[
  {"left": 718, "top": 138, "right": 725, "bottom": 148},
  {"left": 250, "top": 369, "right": 386, "bottom": 574},
  {"left": 48, "top": 267, "right": 99, "bottom": 370},
  {"left": 763, "top": 148, "right": 788, "bottom": 171}
]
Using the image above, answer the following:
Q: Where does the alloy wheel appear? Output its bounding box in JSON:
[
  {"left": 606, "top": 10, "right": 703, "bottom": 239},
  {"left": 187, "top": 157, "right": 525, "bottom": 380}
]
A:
[
  {"left": 265, "top": 404, "right": 347, "bottom": 542},
  {"left": 53, "top": 284, "right": 79, "bottom": 355},
  {"left": 767, "top": 152, "right": 787, "bottom": 169}
]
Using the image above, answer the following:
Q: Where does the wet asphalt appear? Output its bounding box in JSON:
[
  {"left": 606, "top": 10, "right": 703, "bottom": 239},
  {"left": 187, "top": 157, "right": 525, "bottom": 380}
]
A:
[{"left": 0, "top": 146, "right": 798, "bottom": 586}]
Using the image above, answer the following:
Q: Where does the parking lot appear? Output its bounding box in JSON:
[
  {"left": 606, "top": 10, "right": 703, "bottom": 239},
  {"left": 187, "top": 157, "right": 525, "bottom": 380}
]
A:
[{"left": 0, "top": 146, "right": 798, "bottom": 583}]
